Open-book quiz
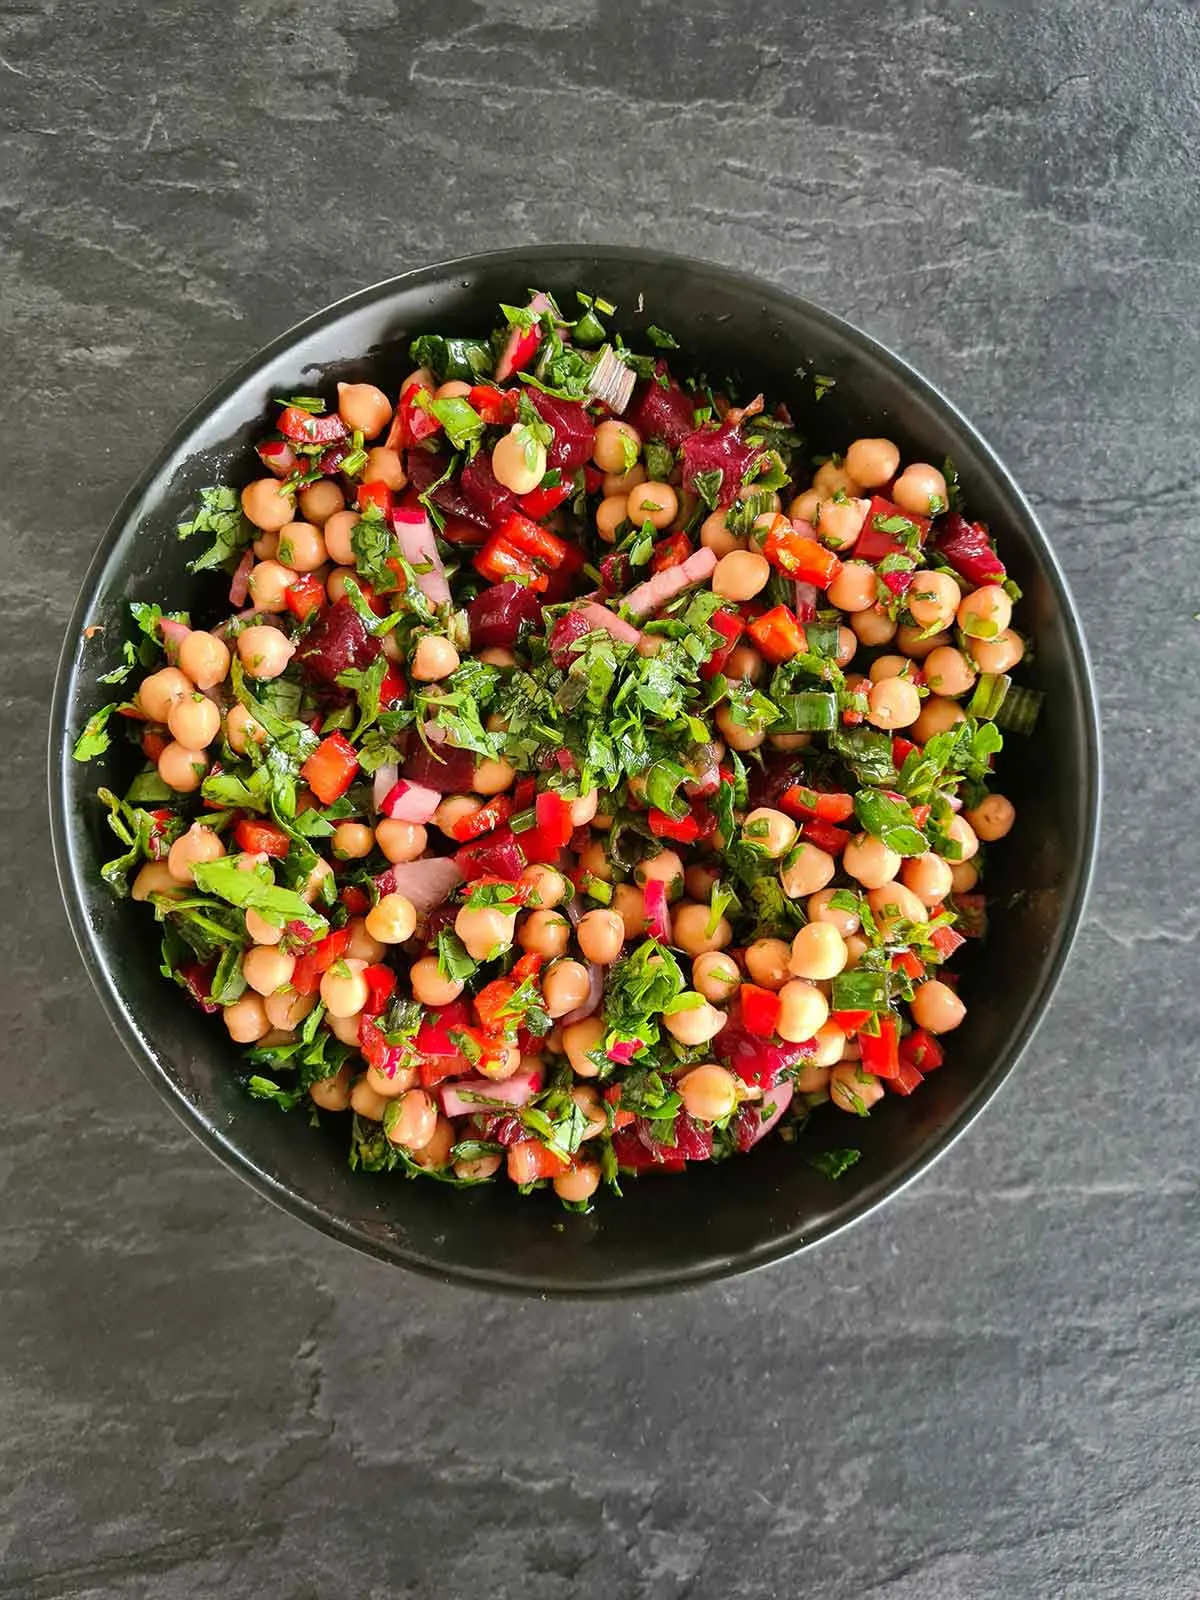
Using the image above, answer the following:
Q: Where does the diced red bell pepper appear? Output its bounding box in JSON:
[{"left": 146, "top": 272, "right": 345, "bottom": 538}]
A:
[
  {"left": 801, "top": 819, "right": 851, "bottom": 855},
  {"left": 892, "top": 736, "right": 920, "bottom": 769},
  {"left": 899, "top": 1027, "right": 945, "bottom": 1074},
  {"left": 468, "top": 385, "right": 518, "bottom": 426},
  {"left": 855, "top": 496, "right": 931, "bottom": 562},
  {"left": 859, "top": 1015, "right": 901, "bottom": 1079},
  {"left": 611, "top": 1130, "right": 686, "bottom": 1173},
  {"left": 291, "top": 927, "right": 353, "bottom": 995},
  {"left": 474, "top": 977, "right": 519, "bottom": 1035},
  {"left": 141, "top": 729, "right": 168, "bottom": 763},
  {"left": 233, "top": 819, "right": 291, "bottom": 858},
  {"left": 300, "top": 732, "right": 359, "bottom": 806},
  {"left": 740, "top": 984, "right": 782, "bottom": 1038},
  {"left": 747, "top": 604, "right": 808, "bottom": 664},
  {"left": 361, "top": 964, "right": 397, "bottom": 1016},
  {"left": 276, "top": 406, "right": 348, "bottom": 446},
  {"left": 534, "top": 789, "right": 574, "bottom": 849},
  {"left": 952, "top": 893, "right": 987, "bottom": 938},
  {"left": 495, "top": 510, "right": 569, "bottom": 569},
  {"left": 929, "top": 924, "right": 966, "bottom": 961},
  {"left": 378, "top": 664, "right": 407, "bottom": 708},
  {"left": 779, "top": 786, "right": 855, "bottom": 824},
  {"left": 648, "top": 809, "right": 702, "bottom": 844},
  {"left": 473, "top": 533, "right": 549, "bottom": 591},
  {"left": 762, "top": 522, "right": 843, "bottom": 589},
  {"left": 283, "top": 572, "right": 326, "bottom": 621},
  {"left": 511, "top": 952, "right": 543, "bottom": 984},
  {"left": 911, "top": 803, "right": 932, "bottom": 828},
  {"left": 517, "top": 481, "right": 572, "bottom": 520},
  {"left": 446, "top": 794, "right": 514, "bottom": 844},
  {"left": 340, "top": 885, "right": 370, "bottom": 916},
  {"left": 257, "top": 438, "right": 297, "bottom": 478},
  {"left": 413, "top": 998, "right": 472, "bottom": 1056},
  {"left": 650, "top": 531, "right": 693, "bottom": 573},
  {"left": 388, "top": 383, "right": 442, "bottom": 451},
  {"left": 891, "top": 950, "right": 926, "bottom": 981},
  {"left": 356, "top": 479, "right": 392, "bottom": 516},
  {"left": 507, "top": 1139, "right": 570, "bottom": 1183},
  {"left": 700, "top": 609, "right": 745, "bottom": 681},
  {"left": 831, "top": 1009, "right": 872, "bottom": 1033},
  {"left": 888, "top": 1060, "right": 925, "bottom": 1096}
]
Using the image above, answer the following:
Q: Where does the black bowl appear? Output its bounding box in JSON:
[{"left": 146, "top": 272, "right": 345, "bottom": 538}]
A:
[{"left": 50, "top": 246, "right": 1100, "bottom": 1295}]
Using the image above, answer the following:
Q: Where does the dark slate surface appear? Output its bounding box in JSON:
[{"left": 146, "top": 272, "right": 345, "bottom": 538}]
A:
[{"left": 3, "top": 1, "right": 1197, "bottom": 1594}]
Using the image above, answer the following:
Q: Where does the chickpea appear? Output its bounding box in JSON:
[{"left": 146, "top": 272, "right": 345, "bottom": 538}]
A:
[
  {"left": 833, "top": 626, "right": 858, "bottom": 668},
  {"left": 943, "top": 814, "right": 980, "bottom": 863},
  {"left": 478, "top": 646, "right": 516, "bottom": 668},
  {"left": 350, "top": 1077, "right": 390, "bottom": 1122},
  {"left": 911, "top": 979, "right": 966, "bottom": 1034},
  {"left": 768, "top": 731, "right": 812, "bottom": 753},
  {"left": 246, "top": 560, "right": 295, "bottom": 613},
  {"left": 177, "top": 631, "right": 231, "bottom": 692},
  {"left": 455, "top": 905, "right": 515, "bottom": 961},
  {"left": 912, "top": 695, "right": 965, "bottom": 743},
  {"left": 363, "top": 445, "right": 407, "bottom": 491},
  {"left": 827, "top": 561, "right": 877, "bottom": 613},
  {"left": 224, "top": 991, "right": 270, "bottom": 1043},
  {"left": 811, "top": 1021, "right": 848, "bottom": 1069},
  {"left": 603, "top": 462, "right": 646, "bottom": 497},
  {"left": 563, "top": 1016, "right": 606, "bottom": 1077},
  {"left": 372, "top": 819, "right": 424, "bottom": 865},
  {"left": 635, "top": 848, "right": 685, "bottom": 898},
  {"left": 242, "top": 945, "right": 296, "bottom": 996},
  {"left": 166, "top": 822, "right": 225, "bottom": 884},
  {"left": 297, "top": 478, "right": 344, "bottom": 526},
  {"left": 577, "top": 909, "right": 625, "bottom": 966},
  {"left": 137, "top": 666, "right": 192, "bottom": 725},
  {"left": 435, "top": 379, "right": 473, "bottom": 400},
  {"left": 866, "top": 882, "right": 927, "bottom": 939},
  {"left": 779, "top": 842, "right": 836, "bottom": 899},
  {"left": 344, "top": 918, "right": 385, "bottom": 964},
  {"left": 892, "top": 462, "right": 947, "bottom": 517},
  {"left": 472, "top": 757, "right": 515, "bottom": 796},
  {"left": 592, "top": 418, "right": 642, "bottom": 473},
  {"left": 611, "top": 882, "right": 646, "bottom": 940},
  {"left": 744, "top": 937, "right": 792, "bottom": 990},
  {"left": 684, "top": 863, "right": 719, "bottom": 904},
  {"left": 569, "top": 789, "right": 600, "bottom": 827},
  {"left": 663, "top": 997, "right": 726, "bottom": 1046},
  {"left": 897, "top": 624, "right": 951, "bottom": 661},
  {"left": 949, "top": 859, "right": 980, "bottom": 895},
  {"left": 332, "top": 821, "right": 374, "bottom": 860},
  {"left": 411, "top": 634, "right": 460, "bottom": 682},
  {"left": 276, "top": 521, "right": 327, "bottom": 574},
  {"left": 167, "top": 693, "right": 221, "bottom": 750},
  {"left": 492, "top": 427, "right": 546, "bottom": 495},
  {"left": 713, "top": 550, "right": 770, "bottom": 602},
  {"left": 714, "top": 703, "right": 765, "bottom": 753},
  {"left": 816, "top": 496, "right": 869, "bottom": 552},
  {"left": 306, "top": 1064, "right": 352, "bottom": 1111},
  {"left": 365, "top": 892, "right": 418, "bottom": 945},
  {"left": 867, "top": 677, "right": 922, "bottom": 730},
  {"left": 788, "top": 488, "right": 822, "bottom": 525},
  {"left": 678, "top": 1063, "right": 738, "bottom": 1122},
  {"left": 300, "top": 858, "right": 334, "bottom": 906},
  {"left": 965, "top": 793, "right": 1015, "bottom": 842},
  {"left": 237, "top": 625, "right": 295, "bottom": 680},
  {"left": 408, "top": 1114, "right": 455, "bottom": 1170},
  {"left": 253, "top": 530, "right": 279, "bottom": 561},
  {"left": 671, "top": 901, "right": 732, "bottom": 956},
  {"left": 577, "top": 838, "right": 613, "bottom": 884},
  {"left": 224, "top": 703, "right": 267, "bottom": 756},
  {"left": 901, "top": 852, "right": 954, "bottom": 907},
  {"left": 813, "top": 460, "right": 862, "bottom": 498},
  {"left": 322, "top": 510, "right": 359, "bottom": 566},
  {"left": 595, "top": 494, "right": 628, "bottom": 543},
  {"left": 807, "top": 888, "right": 861, "bottom": 937},
  {"left": 742, "top": 807, "right": 797, "bottom": 861},
  {"left": 970, "top": 628, "right": 1025, "bottom": 674},
  {"left": 385, "top": 1088, "right": 439, "bottom": 1150},
  {"left": 320, "top": 958, "right": 369, "bottom": 1019},
  {"left": 408, "top": 954, "right": 464, "bottom": 1007},
  {"left": 843, "top": 933, "right": 869, "bottom": 969},
  {"left": 241, "top": 907, "right": 281, "bottom": 947},
  {"left": 869, "top": 654, "right": 913, "bottom": 685},
  {"left": 265, "top": 986, "right": 318, "bottom": 1031},
  {"left": 850, "top": 607, "right": 897, "bottom": 648},
  {"left": 923, "top": 645, "right": 976, "bottom": 698},
  {"left": 777, "top": 979, "right": 829, "bottom": 1043},
  {"left": 789, "top": 923, "right": 848, "bottom": 981},
  {"left": 326, "top": 1010, "right": 364, "bottom": 1046},
  {"left": 520, "top": 864, "right": 567, "bottom": 909},
  {"left": 433, "top": 795, "right": 480, "bottom": 837},
  {"left": 518, "top": 909, "right": 571, "bottom": 961},
  {"left": 131, "top": 861, "right": 185, "bottom": 901},
  {"left": 830, "top": 1063, "right": 884, "bottom": 1114},
  {"left": 543, "top": 959, "right": 593, "bottom": 1019},
  {"left": 715, "top": 644, "right": 756, "bottom": 685},
  {"left": 692, "top": 952, "right": 741, "bottom": 1003},
  {"left": 337, "top": 381, "right": 393, "bottom": 438},
  {"left": 906, "top": 570, "right": 960, "bottom": 631},
  {"left": 957, "top": 583, "right": 1013, "bottom": 640},
  {"left": 456, "top": 1151, "right": 503, "bottom": 1182},
  {"left": 553, "top": 1159, "right": 602, "bottom": 1203},
  {"left": 700, "top": 510, "right": 743, "bottom": 557},
  {"left": 158, "top": 740, "right": 209, "bottom": 793},
  {"left": 844, "top": 436, "right": 900, "bottom": 489},
  {"left": 627, "top": 481, "right": 678, "bottom": 531},
  {"left": 842, "top": 833, "right": 900, "bottom": 889},
  {"left": 241, "top": 477, "right": 294, "bottom": 532}
]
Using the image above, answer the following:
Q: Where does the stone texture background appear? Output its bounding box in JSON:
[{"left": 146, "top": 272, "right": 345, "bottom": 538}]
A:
[{"left": 2, "top": 1, "right": 1197, "bottom": 1594}]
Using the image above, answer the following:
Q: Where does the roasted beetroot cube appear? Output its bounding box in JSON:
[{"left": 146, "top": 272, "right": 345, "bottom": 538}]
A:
[
  {"left": 527, "top": 390, "right": 596, "bottom": 470},
  {"left": 468, "top": 580, "right": 544, "bottom": 649},
  {"left": 624, "top": 364, "right": 696, "bottom": 449},
  {"left": 296, "top": 599, "right": 380, "bottom": 687}
]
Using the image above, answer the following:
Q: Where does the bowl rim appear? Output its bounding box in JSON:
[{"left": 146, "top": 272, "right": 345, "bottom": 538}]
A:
[{"left": 49, "top": 243, "right": 1102, "bottom": 1296}]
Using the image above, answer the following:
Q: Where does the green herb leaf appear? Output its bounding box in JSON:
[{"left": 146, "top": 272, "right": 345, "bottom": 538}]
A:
[
  {"left": 646, "top": 324, "right": 679, "bottom": 349},
  {"left": 809, "top": 1147, "right": 861, "bottom": 1180},
  {"left": 177, "top": 484, "right": 256, "bottom": 573}
]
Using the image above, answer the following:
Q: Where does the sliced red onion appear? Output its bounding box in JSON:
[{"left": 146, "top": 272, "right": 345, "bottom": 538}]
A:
[
  {"left": 380, "top": 778, "right": 441, "bottom": 824},
  {"left": 744, "top": 1080, "right": 794, "bottom": 1146},
  {"left": 440, "top": 1068, "right": 542, "bottom": 1119},
  {"left": 642, "top": 878, "right": 671, "bottom": 943},
  {"left": 606, "top": 1038, "right": 642, "bottom": 1066},
  {"left": 159, "top": 617, "right": 191, "bottom": 662},
  {"left": 577, "top": 600, "right": 642, "bottom": 646},
  {"left": 494, "top": 291, "right": 552, "bottom": 383},
  {"left": 793, "top": 581, "right": 819, "bottom": 622},
  {"left": 392, "top": 507, "right": 451, "bottom": 607},
  {"left": 586, "top": 344, "right": 636, "bottom": 413},
  {"left": 372, "top": 762, "right": 399, "bottom": 813},
  {"left": 624, "top": 547, "right": 717, "bottom": 619},
  {"left": 560, "top": 961, "right": 603, "bottom": 1025},
  {"left": 229, "top": 549, "right": 254, "bottom": 608},
  {"left": 373, "top": 856, "right": 463, "bottom": 913}
]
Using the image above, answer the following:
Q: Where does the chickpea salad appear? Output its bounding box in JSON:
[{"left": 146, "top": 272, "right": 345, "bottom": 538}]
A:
[{"left": 74, "top": 289, "right": 1038, "bottom": 1209}]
